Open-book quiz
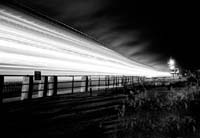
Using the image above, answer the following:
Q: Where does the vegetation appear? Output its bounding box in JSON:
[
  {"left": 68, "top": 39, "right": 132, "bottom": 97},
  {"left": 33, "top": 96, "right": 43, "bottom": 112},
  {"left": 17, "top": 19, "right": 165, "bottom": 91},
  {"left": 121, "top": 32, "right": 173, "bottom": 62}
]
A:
[{"left": 117, "top": 83, "right": 200, "bottom": 138}]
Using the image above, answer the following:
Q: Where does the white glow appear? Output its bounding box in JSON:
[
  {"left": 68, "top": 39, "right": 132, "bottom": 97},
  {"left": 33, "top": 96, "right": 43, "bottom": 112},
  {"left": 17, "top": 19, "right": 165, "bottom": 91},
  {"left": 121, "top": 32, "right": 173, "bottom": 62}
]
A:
[
  {"left": 168, "top": 59, "right": 175, "bottom": 66},
  {"left": 0, "top": 5, "right": 171, "bottom": 77},
  {"left": 168, "top": 58, "right": 175, "bottom": 70}
]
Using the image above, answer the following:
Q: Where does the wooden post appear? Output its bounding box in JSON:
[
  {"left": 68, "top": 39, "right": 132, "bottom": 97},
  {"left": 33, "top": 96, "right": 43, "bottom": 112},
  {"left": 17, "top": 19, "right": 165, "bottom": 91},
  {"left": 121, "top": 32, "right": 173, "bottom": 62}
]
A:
[
  {"left": 28, "top": 76, "right": 33, "bottom": 100},
  {"left": 105, "top": 76, "right": 108, "bottom": 92},
  {"left": 115, "top": 76, "right": 117, "bottom": 91},
  {"left": 113, "top": 76, "right": 115, "bottom": 88},
  {"left": 108, "top": 76, "right": 110, "bottom": 89},
  {"left": 132, "top": 76, "right": 133, "bottom": 85},
  {"left": 98, "top": 76, "right": 100, "bottom": 91},
  {"left": 85, "top": 76, "right": 88, "bottom": 93},
  {"left": 89, "top": 76, "right": 92, "bottom": 96},
  {"left": 120, "top": 76, "right": 122, "bottom": 87},
  {"left": 0, "top": 75, "right": 4, "bottom": 104},
  {"left": 53, "top": 76, "right": 57, "bottom": 96},
  {"left": 116, "top": 76, "right": 118, "bottom": 87},
  {"left": 47, "top": 76, "right": 54, "bottom": 96},
  {"left": 119, "top": 76, "right": 121, "bottom": 87},
  {"left": 72, "top": 76, "right": 74, "bottom": 94},
  {"left": 115, "top": 76, "right": 118, "bottom": 87},
  {"left": 35, "top": 77, "right": 44, "bottom": 98},
  {"left": 43, "top": 76, "right": 48, "bottom": 97},
  {"left": 21, "top": 76, "right": 29, "bottom": 100},
  {"left": 117, "top": 76, "right": 119, "bottom": 86},
  {"left": 124, "top": 76, "right": 126, "bottom": 86},
  {"left": 80, "top": 76, "right": 86, "bottom": 92},
  {"left": 128, "top": 77, "right": 130, "bottom": 85}
]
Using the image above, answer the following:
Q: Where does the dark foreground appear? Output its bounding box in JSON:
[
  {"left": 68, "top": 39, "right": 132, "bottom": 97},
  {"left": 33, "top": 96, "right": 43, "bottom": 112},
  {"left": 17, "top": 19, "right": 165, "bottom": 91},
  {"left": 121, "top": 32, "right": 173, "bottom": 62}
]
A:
[{"left": 2, "top": 84, "right": 200, "bottom": 138}]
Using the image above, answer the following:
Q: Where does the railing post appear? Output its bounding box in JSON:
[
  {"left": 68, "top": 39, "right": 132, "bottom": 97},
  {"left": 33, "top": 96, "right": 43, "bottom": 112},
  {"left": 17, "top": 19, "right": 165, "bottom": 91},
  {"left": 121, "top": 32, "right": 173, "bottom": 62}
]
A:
[
  {"left": 125, "top": 76, "right": 126, "bottom": 85},
  {"left": 116, "top": 76, "right": 118, "bottom": 86},
  {"left": 119, "top": 76, "right": 121, "bottom": 86},
  {"left": 21, "top": 76, "right": 29, "bottom": 100},
  {"left": 105, "top": 76, "right": 108, "bottom": 92},
  {"left": 28, "top": 76, "right": 33, "bottom": 100},
  {"left": 72, "top": 76, "right": 74, "bottom": 94},
  {"left": 85, "top": 76, "right": 88, "bottom": 93},
  {"left": 98, "top": 76, "right": 100, "bottom": 91},
  {"left": 126, "top": 77, "right": 127, "bottom": 85},
  {"left": 47, "top": 76, "right": 54, "bottom": 96},
  {"left": 132, "top": 76, "right": 133, "bottom": 85},
  {"left": 138, "top": 77, "right": 140, "bottom": 84},
  {"left": 122, "top": 76, "right": 124, "bottom": 86},
  {"left": 89, "top": 76, "right": 92, "bottom": 96},
  {"left": 53, "top": 76, "right": 57, "bottom": 96},
  {"left": 0, "top": 75, "right": 4, "bottom": 104},
  {"left": 43, "top": 76, "right": 48, "bottom": 97},
  {"left": 108, "top": 76, "right": 110, "bottom": 89},
  {"left": 114, "top": 76, "right": 116, "bottom": 91},
  {"left": 117, "top": 76, "right": 119, "bottom": 86},
  {"left": 116, "top": 76, "right": 118, "bottom": 91},
  {"left": 113, "top": 76, "right": 115, "bottom": 88},
  {"left": 128, "top": 77, "right": 130, "bottom": 85},
  {"left": 124, "top": 76, "right": 126, "bottom": 86},
  {"left": 116, "top": 76, "right": 117, "bottom": 87},
  {"left": 35, "top": 77, "right": 44, "bottom": 98}
]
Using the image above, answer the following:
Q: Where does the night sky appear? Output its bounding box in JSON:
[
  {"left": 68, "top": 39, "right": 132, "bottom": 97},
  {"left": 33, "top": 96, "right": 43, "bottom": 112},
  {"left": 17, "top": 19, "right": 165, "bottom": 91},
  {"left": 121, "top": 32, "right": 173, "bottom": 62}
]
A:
[{"left": 3, "top": 0, "right": 200, "bottom": 71}]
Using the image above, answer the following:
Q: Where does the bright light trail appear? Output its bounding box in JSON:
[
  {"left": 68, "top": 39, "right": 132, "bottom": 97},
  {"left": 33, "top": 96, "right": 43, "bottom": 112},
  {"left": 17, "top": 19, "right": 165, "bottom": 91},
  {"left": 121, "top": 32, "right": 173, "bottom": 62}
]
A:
[{"left": 0, "top": 5, "right": 171, "bottom": 77}]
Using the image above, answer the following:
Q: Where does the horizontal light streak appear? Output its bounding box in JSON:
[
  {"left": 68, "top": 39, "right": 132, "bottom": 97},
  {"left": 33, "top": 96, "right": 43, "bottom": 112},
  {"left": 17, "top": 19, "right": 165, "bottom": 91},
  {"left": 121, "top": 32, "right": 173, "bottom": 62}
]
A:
[
  {"left": 0, "top": 8, "right": 127, "bottom": 60},
  {"left": 0, "top": 12, "right": 125, "bottom": 64},
  {"left": 0, "top": 51, "right": 149, "bottom": 76},
  {"left": 0, "top": 7, "right": 155, "bottom": 69},
  {"left": 0, "top": 5, "right": 170, "bottom": 77},
  {"left": 0, "top": 38, "right": 149, "bottom": 74}
]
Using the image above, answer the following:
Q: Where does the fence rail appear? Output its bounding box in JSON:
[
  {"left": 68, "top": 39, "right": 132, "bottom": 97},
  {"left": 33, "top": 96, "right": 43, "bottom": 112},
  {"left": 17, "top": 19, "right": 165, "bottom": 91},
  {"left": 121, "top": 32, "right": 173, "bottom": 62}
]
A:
[
  {"left": 0, "top": 75, "right": 181, "bottom": 103},
  {"left": 0, "top": 75, "right": 140, "bottom": 103}
]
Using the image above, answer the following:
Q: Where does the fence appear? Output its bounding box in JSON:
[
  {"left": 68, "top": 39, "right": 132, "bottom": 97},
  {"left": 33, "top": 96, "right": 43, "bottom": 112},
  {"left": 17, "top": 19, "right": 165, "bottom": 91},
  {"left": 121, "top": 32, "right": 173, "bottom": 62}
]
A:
[{"left": 0, "top": 75, "right": 141, "bottom": 103}]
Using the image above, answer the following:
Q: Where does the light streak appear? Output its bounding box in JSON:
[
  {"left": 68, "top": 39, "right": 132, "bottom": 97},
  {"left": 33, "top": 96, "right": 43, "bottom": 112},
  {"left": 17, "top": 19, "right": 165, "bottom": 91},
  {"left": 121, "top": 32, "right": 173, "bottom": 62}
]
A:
[{"left": 0, "top": 5, "right": 171, "bottom": 77}]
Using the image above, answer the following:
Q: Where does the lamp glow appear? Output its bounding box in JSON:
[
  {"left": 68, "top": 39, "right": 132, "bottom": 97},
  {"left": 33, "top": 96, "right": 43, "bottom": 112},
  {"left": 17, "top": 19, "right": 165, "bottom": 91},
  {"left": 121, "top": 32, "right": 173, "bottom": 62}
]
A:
[{"left": 168, "top": 58, "right": 175, "bottom": 70}]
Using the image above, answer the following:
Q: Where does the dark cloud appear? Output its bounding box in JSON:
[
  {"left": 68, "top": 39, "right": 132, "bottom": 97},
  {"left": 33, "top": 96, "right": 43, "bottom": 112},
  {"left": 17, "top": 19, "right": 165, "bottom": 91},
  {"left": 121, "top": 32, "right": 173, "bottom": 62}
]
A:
[{"left": 4, "top": 0, "right": 200, "bottom": 71}]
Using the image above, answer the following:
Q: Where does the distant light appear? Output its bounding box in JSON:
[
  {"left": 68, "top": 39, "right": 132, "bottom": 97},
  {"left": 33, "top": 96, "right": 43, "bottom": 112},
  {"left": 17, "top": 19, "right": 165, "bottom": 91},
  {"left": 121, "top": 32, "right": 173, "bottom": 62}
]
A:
[
  {"left": 168, "top": 58, "right": 175, "bottom": 66},
  {"left": 168, "top": 58, "right": 175, "bottom": 70}
]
